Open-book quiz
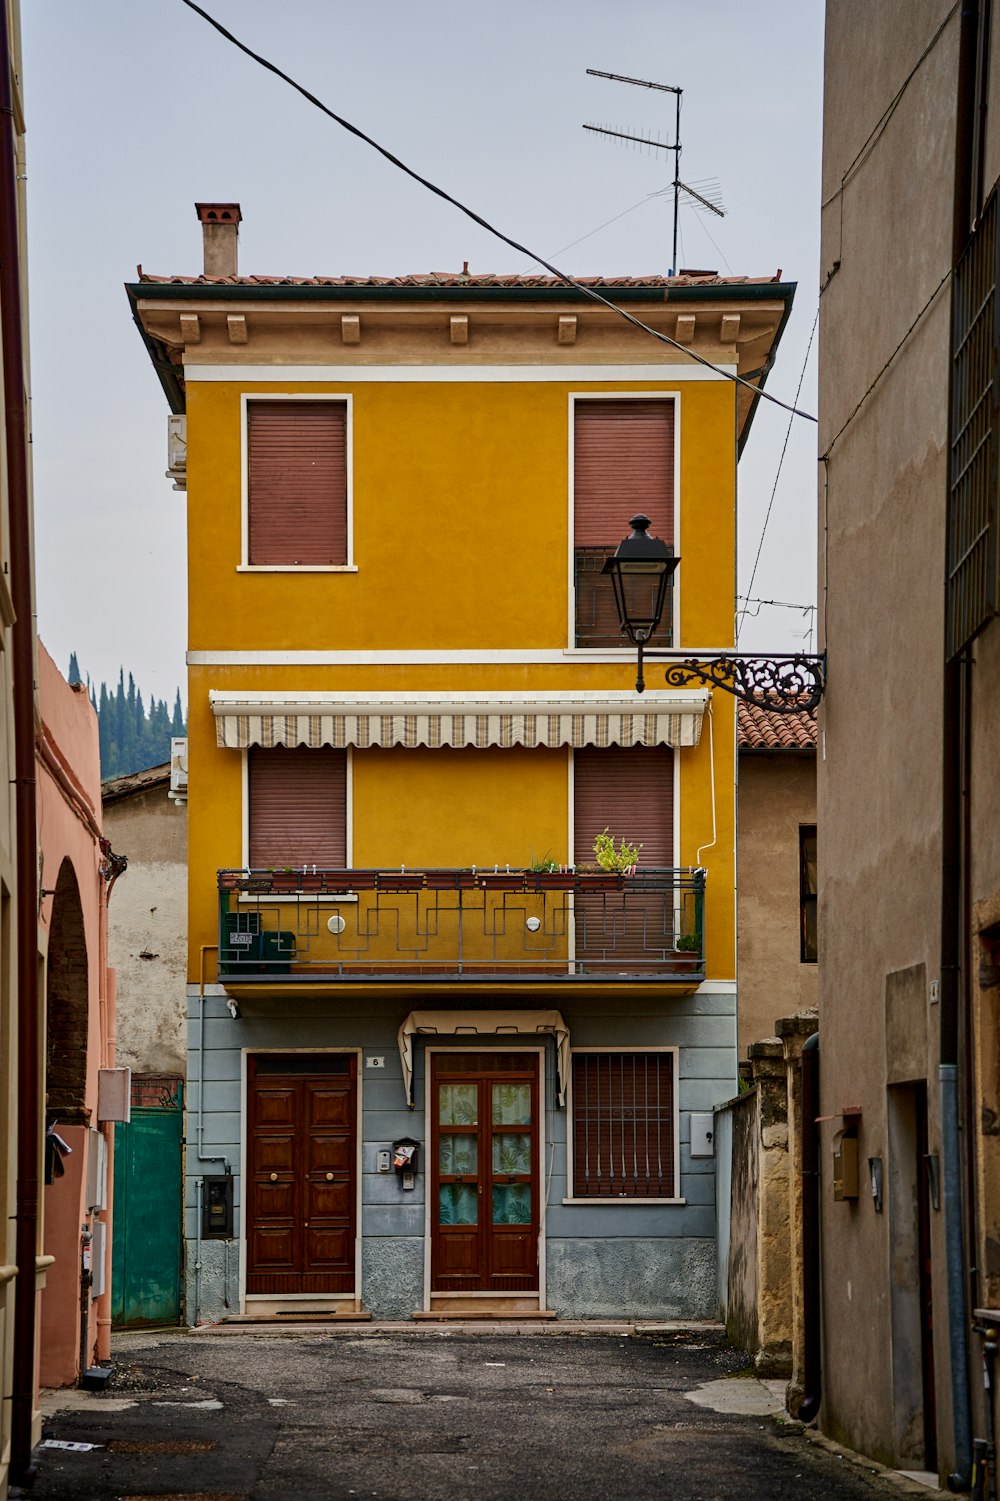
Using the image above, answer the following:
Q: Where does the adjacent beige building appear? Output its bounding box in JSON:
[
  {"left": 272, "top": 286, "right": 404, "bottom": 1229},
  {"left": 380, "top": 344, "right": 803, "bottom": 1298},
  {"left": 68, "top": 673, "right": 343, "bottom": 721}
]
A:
[
  {"left": 102, "top": 765, "right": 187, "bottom": 1078},
  {"left": 818, "top": 1, "right": 1000, "bottom": 1480},
  {"left": 736, "top": 702, "right": 816, "bottom": 1061}
]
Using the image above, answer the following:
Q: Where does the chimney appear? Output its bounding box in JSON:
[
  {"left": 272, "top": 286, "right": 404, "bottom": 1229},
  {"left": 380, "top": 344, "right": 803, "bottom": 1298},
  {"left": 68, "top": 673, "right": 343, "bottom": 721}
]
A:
[{"left": 195, "top": 202, "right": 241, "bottom": 278}]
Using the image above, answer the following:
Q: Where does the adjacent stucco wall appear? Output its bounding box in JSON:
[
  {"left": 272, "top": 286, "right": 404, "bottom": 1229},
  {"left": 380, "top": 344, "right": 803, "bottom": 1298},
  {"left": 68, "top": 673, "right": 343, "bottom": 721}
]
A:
[
  {"left": 35, "top": 643, "right": 110, "bottom": 1385},
  {"left": 819, "top": 0, "right": 957, "bottom": 1470},
  {"left": 185, "top": 987, "right": 732, "bottom": 1323},
  {"left": 103, "top": 779, "right": 187, "bottom": 1076},
  {"left": 737, "top": 754, "right": 817, "bottom": 1059}
]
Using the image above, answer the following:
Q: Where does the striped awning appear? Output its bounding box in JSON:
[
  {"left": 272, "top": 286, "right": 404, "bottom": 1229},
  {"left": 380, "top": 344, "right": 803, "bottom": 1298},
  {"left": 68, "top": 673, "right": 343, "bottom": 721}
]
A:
[{"left": 209, "top": 690, "right": 709, "bottom": 751}]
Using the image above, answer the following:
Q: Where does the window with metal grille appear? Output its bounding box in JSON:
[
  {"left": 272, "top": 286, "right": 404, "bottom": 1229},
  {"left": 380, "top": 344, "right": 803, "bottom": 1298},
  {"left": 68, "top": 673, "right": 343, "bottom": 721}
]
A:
[
  {"left": 573, "top": 400, "right": 675, "bottom": 648},
  {"left": 799, "top": 825, "right": 817, "bottom": 964},
  {"left": 948, "top": 190, "right": 999, "bottom": 658},
  {"left": 572, "top": 1051, "right": 676, "bottom": 1198},
  {"left": 248, "top": 746, "right": 347, "bottom": 868},
  {"left": 247, "top": 400, "right": 348, "bottom": 566}
]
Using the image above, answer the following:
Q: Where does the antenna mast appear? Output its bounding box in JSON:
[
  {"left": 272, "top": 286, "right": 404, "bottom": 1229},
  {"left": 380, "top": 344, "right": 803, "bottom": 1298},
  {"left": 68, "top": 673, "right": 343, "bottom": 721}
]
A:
[{"left": 584, "top": 68, "right": 723, "bottom": 275}]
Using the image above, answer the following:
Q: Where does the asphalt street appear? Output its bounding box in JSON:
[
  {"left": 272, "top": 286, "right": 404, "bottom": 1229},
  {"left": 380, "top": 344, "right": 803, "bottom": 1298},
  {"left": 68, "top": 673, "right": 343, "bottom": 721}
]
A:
[{"left": 27, "top": 1327, "right": 941, "bottom": 1501}]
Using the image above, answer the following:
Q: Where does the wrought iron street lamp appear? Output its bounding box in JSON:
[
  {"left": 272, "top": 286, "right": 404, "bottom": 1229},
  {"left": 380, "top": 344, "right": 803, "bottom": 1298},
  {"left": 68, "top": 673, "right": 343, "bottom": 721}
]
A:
[{"left": 604, "top": 515, "right": 825, "bottom": 713}]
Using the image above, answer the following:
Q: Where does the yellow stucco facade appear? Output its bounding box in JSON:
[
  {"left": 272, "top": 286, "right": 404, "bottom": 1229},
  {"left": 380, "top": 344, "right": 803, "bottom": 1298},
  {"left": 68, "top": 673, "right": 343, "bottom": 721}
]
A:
[{"left": 180, "top": 368, "right": 741, "bottom": 986}]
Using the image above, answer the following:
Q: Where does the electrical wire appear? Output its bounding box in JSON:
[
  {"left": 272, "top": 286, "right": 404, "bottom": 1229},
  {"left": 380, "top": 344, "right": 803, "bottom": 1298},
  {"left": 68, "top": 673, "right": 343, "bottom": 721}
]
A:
[
  {"left": 551, "top": 189, "right": 668, "bottom": 258},
  {"left": 177, "top": 0, "right": 817, "bottom": 426},
  {"left": 738, "top": 307, "right": 819, "bottom": 641},
  {"left": 820, "top": 270, "right": 950, "bottom": 460}
]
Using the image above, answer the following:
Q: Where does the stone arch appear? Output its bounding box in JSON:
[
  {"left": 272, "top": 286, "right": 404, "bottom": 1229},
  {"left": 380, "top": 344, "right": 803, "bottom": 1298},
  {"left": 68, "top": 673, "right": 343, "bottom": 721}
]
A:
[{"left": 46, "top": 856, "right": 90, "bottom": 1123}]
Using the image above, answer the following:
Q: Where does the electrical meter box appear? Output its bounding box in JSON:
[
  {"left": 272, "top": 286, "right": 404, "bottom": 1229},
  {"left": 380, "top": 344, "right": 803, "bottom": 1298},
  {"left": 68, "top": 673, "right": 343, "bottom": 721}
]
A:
[
  {"left": 202, "top": 1176, "right": 234, "bottom": 1238},
  {"left": 832, "top": 1132, "right": 859, "bottom": 1200}
]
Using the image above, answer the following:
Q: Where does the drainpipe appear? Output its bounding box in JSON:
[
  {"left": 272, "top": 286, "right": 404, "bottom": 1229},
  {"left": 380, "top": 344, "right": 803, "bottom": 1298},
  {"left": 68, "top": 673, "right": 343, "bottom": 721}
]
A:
[
  {"left": 940, "top": 2, "right": 981, "bottom": 1489},
  {"left": 0, "top": 7, "right": 43, "bottom": 1487},
  {"left": 799, "top": 1031, "right": 821, "bottom": 1422}
]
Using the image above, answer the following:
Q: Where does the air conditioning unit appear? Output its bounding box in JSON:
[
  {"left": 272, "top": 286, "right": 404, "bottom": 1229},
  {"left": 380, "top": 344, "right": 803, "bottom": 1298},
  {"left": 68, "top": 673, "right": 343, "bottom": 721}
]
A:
[
  {"left": 166, "top": 413, "right": 187, "bottom": 490},
  {"left": 168, "top": 736, "right": 188, "bottom": 806}
]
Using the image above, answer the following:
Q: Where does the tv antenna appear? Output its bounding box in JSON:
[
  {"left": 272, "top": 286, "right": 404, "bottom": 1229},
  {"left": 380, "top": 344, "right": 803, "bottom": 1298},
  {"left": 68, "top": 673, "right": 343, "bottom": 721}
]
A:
[{"left": 584, "top": 69, "right": 725, "bottom": 275}]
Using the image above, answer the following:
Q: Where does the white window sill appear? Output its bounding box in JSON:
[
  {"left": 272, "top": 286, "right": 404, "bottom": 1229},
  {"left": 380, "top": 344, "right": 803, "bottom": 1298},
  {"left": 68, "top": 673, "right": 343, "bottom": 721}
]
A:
[
  {"left": 237, "top": 564, "right": 358, "bottom": 573},
  {"left": 561, "top": 1196, "right": 686, "bottom": 1207},
  {"left": 238, "top": 892, "right": 360, "bottom": 905}
]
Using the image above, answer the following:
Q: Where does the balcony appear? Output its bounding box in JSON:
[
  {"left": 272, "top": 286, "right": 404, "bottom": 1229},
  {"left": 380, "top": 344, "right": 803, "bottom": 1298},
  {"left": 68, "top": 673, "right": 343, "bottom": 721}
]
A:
[{"left": 216, "top": 866, "right": 705, "bottom": 988}]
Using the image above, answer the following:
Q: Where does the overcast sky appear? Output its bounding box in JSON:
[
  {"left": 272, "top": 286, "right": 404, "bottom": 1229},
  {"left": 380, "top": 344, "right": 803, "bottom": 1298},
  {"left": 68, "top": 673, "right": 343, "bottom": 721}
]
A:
[{"left": 22, "top": 0, "right": 823, "bottom": 704}]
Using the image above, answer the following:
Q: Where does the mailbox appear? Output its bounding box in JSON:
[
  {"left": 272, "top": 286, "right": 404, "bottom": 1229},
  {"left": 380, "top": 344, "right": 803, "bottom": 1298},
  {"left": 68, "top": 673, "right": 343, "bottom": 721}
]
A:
[
  {"left": 392, "top": 1137, "right": 420, "bottom": 1191},
  {"left": 832, "top": 1130, "right": 859, "bottom": 1200}
]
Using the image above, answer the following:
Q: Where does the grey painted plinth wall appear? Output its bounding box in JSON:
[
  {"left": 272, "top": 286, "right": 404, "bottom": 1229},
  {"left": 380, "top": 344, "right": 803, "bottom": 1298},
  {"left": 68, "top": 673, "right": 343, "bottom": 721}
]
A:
[{"left": 185, "top": 985, "right": 735, "bottom": 1323}]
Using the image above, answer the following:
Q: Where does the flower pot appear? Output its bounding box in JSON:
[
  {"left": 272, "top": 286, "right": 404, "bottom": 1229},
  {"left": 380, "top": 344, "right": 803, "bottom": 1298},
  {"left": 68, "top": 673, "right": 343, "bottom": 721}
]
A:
[
  {"left": 479, "top": 872, "right": 526, "bottom": 892},
  {"left": 575, "top": 872, "right": 624, "bottom": 892},
  {"left": 532, "top": 870, "right": 571, "bottom": 891},
  {"left": 377, "top": 871, "right": 425, "bottom": 892}
]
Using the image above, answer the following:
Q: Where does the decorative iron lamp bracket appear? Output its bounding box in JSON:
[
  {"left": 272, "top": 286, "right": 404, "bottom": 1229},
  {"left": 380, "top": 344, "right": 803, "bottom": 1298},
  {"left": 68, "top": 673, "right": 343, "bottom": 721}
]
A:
[{"left": 650, "top": 650, "right": 826, "bottom": 714}]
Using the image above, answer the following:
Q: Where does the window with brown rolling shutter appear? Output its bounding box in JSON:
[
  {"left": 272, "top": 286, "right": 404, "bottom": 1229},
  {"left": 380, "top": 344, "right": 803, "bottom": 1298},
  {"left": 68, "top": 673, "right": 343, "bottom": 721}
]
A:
[
  {"left": 573, "top": 744, "right": 674, "bottom": 868},
  {"left": 572, "top": 1052, "right": 675, "bottom": 1198},
  {"left": 574, "top": 745, "right": 674, "bottom": 970},
  {"left": 248, "top": 746, "right": 347, "bottom": 868},
  {"left": 247, "top": 401, "right": 348, "bottom": 566},
  {"left": 573, "top": 399, "right": 675, "bottom": 648}
]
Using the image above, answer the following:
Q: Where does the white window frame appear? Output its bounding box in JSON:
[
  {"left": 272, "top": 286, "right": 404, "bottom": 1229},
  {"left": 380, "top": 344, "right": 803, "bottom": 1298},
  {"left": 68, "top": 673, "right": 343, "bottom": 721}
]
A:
[
  {"left": 239, "top": 745, "right": 356, "bottom": 903},
  {"left": 238, "top": 392, "right": 357, "bottom": 572},
  {"left": 566, "top": 390, "right": 681, "bottom": 653},
  {"left": 563, "top": 1045, "right": 684, "bottom": 1206}
]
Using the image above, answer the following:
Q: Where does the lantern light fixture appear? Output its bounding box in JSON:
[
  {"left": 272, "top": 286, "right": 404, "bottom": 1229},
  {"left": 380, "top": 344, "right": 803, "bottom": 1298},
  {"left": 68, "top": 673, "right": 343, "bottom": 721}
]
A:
[{"left": 604, "top": 515, "right": 825, "bottom": 714}]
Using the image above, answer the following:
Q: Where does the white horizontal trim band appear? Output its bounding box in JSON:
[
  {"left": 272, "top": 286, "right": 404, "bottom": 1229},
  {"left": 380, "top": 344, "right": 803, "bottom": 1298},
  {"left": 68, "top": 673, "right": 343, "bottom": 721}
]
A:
[
  {"left": 182, "top": 362, "right": 735, "bottom": 383},
  {"left": 188, "top": 649, "right": 732, "bottom": 665},
  {"left": 209, "top": 689, "right": 708, "bottom": 708}
]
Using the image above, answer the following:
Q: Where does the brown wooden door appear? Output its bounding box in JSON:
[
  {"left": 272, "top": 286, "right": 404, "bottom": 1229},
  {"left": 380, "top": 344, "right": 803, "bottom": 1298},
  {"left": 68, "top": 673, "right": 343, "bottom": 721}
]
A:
[
  {"left": 247, "top": 1054, "right": 356, "bottom": 1295},
  {"left": 431, "top": 1051, "right": 539, "bottom": 1294}
]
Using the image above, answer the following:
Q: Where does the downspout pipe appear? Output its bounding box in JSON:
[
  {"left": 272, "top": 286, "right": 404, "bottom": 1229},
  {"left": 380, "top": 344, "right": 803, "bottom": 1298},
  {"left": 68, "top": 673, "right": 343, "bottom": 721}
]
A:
[
  {"left": 799, "top": 1031, "right": 821, "bottom": 1423},
  {"left": 940, "top": 2, "right": 981, "bottom": 1489},
  {"left": 0, "top": 10, "right": 42, "bottom": 1489}
]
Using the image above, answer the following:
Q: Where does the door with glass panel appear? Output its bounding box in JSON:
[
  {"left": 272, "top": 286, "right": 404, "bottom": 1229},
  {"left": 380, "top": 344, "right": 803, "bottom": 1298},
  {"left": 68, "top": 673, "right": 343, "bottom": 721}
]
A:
[{"left": 431, "top": 1052, "right": 539, "bottom": 1293}]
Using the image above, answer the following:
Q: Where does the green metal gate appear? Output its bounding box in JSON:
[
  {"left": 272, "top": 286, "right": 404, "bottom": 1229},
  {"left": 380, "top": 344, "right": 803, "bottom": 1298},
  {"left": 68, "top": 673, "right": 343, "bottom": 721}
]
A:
[{"left": 112, "top": 1075, "right": 183, "bottom": 1327}]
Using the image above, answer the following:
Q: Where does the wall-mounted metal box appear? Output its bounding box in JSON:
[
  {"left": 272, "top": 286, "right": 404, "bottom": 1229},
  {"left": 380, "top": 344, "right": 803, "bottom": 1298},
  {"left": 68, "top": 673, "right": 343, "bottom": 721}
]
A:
[
  {"left": 833, "top": 1131, "right": 859, "bottom": 1200},
  {"left": 202, "top": 1176, "right": 234, "bottom": 1239}
]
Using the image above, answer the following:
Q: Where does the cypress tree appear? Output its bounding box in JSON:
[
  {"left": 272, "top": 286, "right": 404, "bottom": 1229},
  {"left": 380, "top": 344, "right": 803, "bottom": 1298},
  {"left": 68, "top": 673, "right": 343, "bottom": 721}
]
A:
[
  {"left": 171, "top": 689, "right": 186, "bottom": 737},
  {"left": 67, "top": 651, "right": 82, "bottom": 686}
]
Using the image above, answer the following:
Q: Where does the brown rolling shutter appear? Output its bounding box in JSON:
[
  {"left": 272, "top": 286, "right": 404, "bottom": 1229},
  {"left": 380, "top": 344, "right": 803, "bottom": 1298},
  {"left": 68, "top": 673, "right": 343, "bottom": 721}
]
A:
[
  {"left": 248, "top": 401, "right": 347, "bottom": 565},
  {"left": 249, "top": 746, "right": 347, "bottom": 868},
  {"left": 574, "top": 401, "right": 674, "bottom": 646},
  {"left": 574, "top": 400, "right": 674, "bottom": 547},
  {"left": 573, "top": 745, "right": 673, "bottom": 868},
  {"left": 572, "top": 1052, "right": 675, "bottom": 1198}
]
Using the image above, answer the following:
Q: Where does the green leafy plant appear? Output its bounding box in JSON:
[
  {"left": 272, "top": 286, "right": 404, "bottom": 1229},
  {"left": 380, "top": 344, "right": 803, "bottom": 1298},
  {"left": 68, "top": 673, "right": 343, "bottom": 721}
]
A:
[
  {"left": 675, "top": 933, "right": 700, "bottom": 952},
  {"left": 593, "top": 828, "right": 642, "bottom": 873},
  {"left": 529, "top": 851, "right": 560, "bottom": 872}
]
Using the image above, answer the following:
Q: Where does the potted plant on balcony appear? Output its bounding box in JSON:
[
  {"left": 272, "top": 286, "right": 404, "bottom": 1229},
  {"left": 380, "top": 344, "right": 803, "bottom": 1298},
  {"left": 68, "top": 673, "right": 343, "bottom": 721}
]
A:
[
  {"left": 529, "top": 853, "right": 567, "bottom": 892},
  {"left": 673, "top": 932, "right": 702, "bottom": 973},
  {"left": 576, "top": 830, "right": 642, "bottom": 890}
]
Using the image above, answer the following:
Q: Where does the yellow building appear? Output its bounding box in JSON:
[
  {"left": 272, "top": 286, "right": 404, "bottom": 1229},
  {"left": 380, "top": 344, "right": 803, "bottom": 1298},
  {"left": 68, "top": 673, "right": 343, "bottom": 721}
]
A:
[{"left": 128, "top": 203, "right": 793, "bottom": 1321}]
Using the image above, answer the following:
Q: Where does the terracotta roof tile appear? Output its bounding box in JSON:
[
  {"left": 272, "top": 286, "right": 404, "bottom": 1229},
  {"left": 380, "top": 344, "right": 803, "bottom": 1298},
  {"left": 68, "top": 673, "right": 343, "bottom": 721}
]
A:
[
  {"left": 134, "top": 271, "right": 788, "bottom": 291},
  {"left": 737, "top": 700, "right": 817, "bottom": 752}
]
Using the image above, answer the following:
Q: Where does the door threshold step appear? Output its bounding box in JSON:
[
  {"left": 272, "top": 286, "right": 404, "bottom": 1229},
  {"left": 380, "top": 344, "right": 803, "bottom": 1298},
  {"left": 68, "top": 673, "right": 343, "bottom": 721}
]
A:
[
  {"left": 412, "top": 1309, "right": 557, "bottom": 1321},
  {"left": 223, "top": 1310, "right": 372, "bottom": 1324}
]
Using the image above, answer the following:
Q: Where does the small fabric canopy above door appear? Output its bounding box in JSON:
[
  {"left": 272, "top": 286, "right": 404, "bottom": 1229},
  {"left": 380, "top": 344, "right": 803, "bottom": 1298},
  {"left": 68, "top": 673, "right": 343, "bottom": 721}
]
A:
[{"left": 398, "top": 1010, "right": 571, "bottom": 1108}]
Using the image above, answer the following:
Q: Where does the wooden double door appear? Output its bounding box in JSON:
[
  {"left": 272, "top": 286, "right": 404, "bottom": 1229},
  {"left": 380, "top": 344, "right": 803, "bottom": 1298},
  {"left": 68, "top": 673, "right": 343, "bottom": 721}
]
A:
[
  {"left": 431, "top": 1051, "right": 540, "bottom": 1294},
  {"left": 246, "top": 1054, "right": 357, "bottom": 1296}
]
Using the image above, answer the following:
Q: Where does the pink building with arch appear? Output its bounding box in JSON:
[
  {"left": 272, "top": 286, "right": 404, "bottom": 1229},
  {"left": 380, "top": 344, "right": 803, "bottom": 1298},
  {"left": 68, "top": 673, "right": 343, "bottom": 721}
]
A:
[{"left": 35, "top": 642, "right": 122, "bottom": 1387}]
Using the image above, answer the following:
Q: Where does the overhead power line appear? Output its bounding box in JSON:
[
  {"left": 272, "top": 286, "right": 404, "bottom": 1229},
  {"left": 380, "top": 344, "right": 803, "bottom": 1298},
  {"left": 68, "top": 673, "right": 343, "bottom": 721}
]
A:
[{"left": 177, "top": 0, "right": 817, "bottom": 426}]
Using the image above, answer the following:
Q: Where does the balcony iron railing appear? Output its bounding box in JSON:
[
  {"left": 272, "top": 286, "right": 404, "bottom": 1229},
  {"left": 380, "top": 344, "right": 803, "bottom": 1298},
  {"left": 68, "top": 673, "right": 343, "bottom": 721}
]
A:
[{"left": 216, "top": 866, "right": 705, "bottom": 984}]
